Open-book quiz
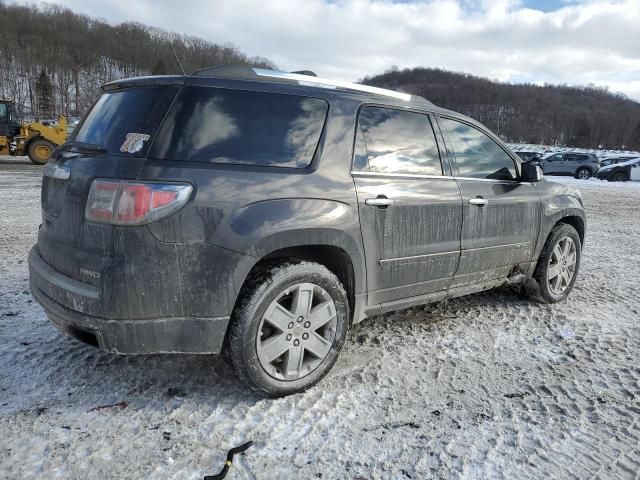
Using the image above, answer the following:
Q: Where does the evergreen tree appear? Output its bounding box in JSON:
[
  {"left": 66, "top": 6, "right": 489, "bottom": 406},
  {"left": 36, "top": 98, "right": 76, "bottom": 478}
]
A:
[{"left": 35, "top": 70, "right": 54, "bottom": 119}]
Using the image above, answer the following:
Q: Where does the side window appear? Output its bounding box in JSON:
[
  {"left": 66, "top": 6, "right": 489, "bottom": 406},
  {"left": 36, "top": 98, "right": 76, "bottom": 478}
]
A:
[
  {"left": 153, "top": 86, "right": 328, "bottom": 168},
  {"left": 549, "top": 154, "right": 563, "bottom": 162},
  {"left": 356, "top": 106, "right": 443, "bottom": 176},
  {"left": 352, "top": 126, "right": 369, "bottom": 171},
  {"left": 439, "top": 117, "right": 517, "bottom": 181}
]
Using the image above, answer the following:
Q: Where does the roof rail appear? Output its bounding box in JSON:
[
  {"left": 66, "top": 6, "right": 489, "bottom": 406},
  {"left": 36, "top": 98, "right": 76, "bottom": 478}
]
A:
[
  {"left": 290, "top": 70, "right": 317, "bottom": 77},
  {"left": 191, "top": 64, "right": 257, "bottom": 78},
  {"left": 190, "top": 64, "right": 413, "bottom": 102},
  {"left": 253, "top": 69, "right": 412, "bottom": 102}
]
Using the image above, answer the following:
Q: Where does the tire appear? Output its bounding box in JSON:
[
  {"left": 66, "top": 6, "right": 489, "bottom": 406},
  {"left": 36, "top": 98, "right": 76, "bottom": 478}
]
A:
[
  {"left": 529, "top": 223, "right": 581, "bottom": 304},
  {"left": 225, "top": 261, "right": 349, "bottom": 397},
  {"left": 575, "top": 168, "right": 591, "bottom": 180},
  {"left": 613, "top": 172, "right": 628, "bottom": 182},
  {"left": 27, "top": 138, "right": 56, "bottom": 165}
]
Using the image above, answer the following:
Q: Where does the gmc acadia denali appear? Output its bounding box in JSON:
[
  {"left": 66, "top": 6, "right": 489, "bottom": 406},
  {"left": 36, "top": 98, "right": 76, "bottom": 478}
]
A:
[{"left": 29, "top": 66, "right": 586, "bottom": 396}]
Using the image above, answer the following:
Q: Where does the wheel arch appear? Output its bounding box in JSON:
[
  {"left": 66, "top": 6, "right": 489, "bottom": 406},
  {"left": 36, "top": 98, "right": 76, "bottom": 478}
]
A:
[
  {"left": 235, "top": 243, "right": 360, "bottom": 324},
  {"left": 555, "top": 215, "right": 585, "bottom": 246}
]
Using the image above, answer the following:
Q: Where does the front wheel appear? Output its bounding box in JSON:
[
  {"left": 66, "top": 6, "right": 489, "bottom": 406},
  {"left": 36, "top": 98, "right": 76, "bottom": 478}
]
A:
[
  {"left": 529, "top": 224, "right": 582, "bottom": 303},
  {"left": 27, "top": 138, "right": 56, "bottom": 165},
  {"left": 575, "top": 168, "right": 591, "bottom": 180},
  {"left": 225, "top": 261, "right": 349, "bottom": 396}
]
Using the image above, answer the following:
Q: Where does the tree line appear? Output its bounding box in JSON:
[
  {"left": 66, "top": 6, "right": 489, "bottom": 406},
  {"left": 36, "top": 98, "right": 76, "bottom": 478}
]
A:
[
  {"left": 0, "top": 1, "right": 274, "bottom": 120},
  {"left": 362, "top": 67, "right": 640, "bottom": 150},
  {"left": 2, "top": 2, "right": 638, "bottom": 150}
]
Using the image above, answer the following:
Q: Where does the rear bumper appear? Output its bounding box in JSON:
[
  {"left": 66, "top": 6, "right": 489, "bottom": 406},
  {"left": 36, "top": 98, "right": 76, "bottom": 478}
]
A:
[{"left": 29, "top": 246, "right": 230, "bottom": 354}]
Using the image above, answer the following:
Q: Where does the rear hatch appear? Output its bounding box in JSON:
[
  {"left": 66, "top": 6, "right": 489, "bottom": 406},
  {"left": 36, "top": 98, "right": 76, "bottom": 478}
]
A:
[{"left": 38, "top": 83, "right": 180, "bottom": 285}]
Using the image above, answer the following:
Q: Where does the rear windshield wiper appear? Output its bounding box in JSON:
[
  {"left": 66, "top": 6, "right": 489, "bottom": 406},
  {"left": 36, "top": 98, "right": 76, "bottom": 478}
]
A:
[{"left": 56, "top": 141, "right": 107, "bottom": 155}]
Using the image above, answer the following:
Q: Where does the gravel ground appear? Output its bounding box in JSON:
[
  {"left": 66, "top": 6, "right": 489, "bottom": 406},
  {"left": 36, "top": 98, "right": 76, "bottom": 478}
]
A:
[{"left": 1, "top": 157, "right": 639, "bottom": 479}]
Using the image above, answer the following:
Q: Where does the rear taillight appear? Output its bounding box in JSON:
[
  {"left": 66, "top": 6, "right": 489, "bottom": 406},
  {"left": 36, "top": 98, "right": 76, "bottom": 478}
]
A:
[{"left": 86, "top": 180, "right": 193, "bottom": 225}]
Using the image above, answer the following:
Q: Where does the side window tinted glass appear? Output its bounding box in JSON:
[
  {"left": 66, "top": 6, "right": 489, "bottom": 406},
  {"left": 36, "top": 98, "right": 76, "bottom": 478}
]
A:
[
  {"left": 357, "top": 107, "right": 442, "bottom": 176},
  {"left": 153, "top": 86, "right": 328, "bottom": 168},
  {"left": 352, "top": 126, "right": 369, "bottom": 171},
  {"left": 440, "top": 118, "right": 517, "bottom": 180}
]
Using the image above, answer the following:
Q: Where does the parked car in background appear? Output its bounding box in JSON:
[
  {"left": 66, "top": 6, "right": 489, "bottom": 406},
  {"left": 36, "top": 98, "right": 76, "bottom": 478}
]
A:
[
  {"left": 596, "top": 157, "right": 640, "bottom": 182},
  {"left": 539, "top": 152, "right": 600, "bottom": 179},
  {"left": 598, "top": 155, "right": 638, "bottom": 169},
  {"left": 29, "top": 66, "right": 586, "bottom": 396},
  {"left": 515, "top": 151, "right": 541, "bottom": 163}
]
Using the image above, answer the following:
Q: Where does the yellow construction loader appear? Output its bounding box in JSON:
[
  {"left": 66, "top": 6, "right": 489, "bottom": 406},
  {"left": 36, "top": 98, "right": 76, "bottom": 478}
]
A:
[{"left": 0, "top": 98, "right": 69, "bottom": 165}]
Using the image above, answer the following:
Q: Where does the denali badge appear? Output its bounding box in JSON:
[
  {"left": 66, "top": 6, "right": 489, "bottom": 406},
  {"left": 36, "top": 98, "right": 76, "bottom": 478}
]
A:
[
  {"left": 120, "top": 133, "right": 150, "bottom": 154},
  {"left": 80, "top": 268, "right": 101, "bottom": 279}
]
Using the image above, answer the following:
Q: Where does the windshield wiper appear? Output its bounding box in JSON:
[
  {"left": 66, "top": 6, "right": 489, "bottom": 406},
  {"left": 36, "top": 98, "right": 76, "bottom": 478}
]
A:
[{"left": 56, "top": 141, "right": 107, "bottom": 155}]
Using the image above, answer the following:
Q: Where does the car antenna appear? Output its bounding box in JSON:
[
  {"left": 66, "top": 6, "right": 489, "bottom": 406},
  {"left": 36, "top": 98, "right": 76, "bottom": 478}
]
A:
[{"left": 169, "top": 44, "right": 186, "bottom": 76}]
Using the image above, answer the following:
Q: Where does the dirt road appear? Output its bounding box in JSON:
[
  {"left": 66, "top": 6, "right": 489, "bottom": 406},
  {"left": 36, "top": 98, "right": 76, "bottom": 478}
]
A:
[{"left": 1, "top": 158, "right": 639, "bottom": 479}]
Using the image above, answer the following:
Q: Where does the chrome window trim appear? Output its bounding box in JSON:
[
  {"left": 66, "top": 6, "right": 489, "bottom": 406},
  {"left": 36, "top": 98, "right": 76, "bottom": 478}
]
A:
[
  {"left": 350, "top": 171, "right": 532, "bottom": 184},
  {"left": 453, "top": 176, "right": 531, "bottom": 184},
  {"left": 351, "top": 171, "right": 454, "bottom": 180}
]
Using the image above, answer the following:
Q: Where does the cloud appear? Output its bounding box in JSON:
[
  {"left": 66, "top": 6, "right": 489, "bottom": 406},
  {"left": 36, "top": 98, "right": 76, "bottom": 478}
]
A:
[{"left": 17, "top": 0, "right": 640, "bottom": 100}]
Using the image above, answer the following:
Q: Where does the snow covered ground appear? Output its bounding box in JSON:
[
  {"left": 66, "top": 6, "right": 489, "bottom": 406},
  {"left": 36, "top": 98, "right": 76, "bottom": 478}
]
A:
[
  {"left": 1, "top": 157, "right": 639, "bottom": 479},
  {"left": 506, "top": 143, "right": 640, "bottom": 159}
]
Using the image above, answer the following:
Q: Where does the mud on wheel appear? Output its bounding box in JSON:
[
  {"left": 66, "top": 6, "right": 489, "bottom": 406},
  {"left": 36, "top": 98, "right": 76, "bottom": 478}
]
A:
[
  {"left": 225, "top": 261, "right": 349, "bottom": 397},
  {"left": 529, "top": 223, "right": 582, "bottom": 303}
]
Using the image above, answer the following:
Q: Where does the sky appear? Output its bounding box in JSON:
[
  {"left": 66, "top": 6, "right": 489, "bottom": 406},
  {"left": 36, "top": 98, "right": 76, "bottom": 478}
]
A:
[{"left": 16, "top": 0, "right": 640, "bottom": 101}]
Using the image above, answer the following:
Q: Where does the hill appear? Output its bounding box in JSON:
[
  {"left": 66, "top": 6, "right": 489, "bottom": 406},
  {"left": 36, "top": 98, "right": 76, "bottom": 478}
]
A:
[
  {"left": 0, "top": 2, "right": 274, "bottom": 120},
  {"left": 362, "top": 67, "right": 640, "bottom": 150},
  {"left": 2, "top": 2, "right": 639, "bottom": 150}
]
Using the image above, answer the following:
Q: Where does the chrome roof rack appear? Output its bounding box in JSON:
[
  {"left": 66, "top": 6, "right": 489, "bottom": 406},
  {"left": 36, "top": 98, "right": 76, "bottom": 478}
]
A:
[
  {"left": 191, "top": 65, "right": 414, "bottom": 103},
  {"left": 252, "top": 69, "right": 412, "bottom": 102}
]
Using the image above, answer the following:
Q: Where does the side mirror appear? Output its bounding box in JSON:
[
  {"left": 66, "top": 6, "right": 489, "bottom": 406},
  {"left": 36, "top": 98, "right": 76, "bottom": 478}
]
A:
[{"left": 521, "top": 162, "right": 543, "bottom": 182}]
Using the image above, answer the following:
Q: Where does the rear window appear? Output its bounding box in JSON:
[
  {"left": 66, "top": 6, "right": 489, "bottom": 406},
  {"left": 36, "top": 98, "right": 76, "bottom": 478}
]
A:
[
  {"left": 73, "top": 86, "right": 179, "bottom": 157},
  {"left": 151, "top": 86, "right": 329, "bottom": 168}
]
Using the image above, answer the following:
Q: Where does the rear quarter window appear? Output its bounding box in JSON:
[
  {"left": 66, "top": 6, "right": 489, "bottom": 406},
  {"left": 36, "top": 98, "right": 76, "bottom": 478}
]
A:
[
  {"left": 151, "top": 86, "right": 329, "bottom": 168},
  {"left": 73, "top": 86, "right": 179, "bottom": 157}
]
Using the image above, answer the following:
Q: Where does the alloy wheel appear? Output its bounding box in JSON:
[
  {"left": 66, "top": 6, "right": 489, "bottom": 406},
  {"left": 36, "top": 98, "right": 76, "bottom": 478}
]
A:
[
  {"left": 547, "top": 236, "right": 577, "bottom": 295},
  {"left": 256, "top": 283, "right": 337, "bottom": 381}
]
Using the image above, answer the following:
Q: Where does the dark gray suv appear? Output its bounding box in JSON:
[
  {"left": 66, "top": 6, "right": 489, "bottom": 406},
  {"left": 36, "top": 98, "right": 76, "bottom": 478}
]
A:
[{"left": 29, "top": 66, "right": 586, "bottom": 396}]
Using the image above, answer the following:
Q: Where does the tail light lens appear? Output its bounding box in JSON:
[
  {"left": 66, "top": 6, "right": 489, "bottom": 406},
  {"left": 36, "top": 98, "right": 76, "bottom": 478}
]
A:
[{"left": 86, "top": 180, "right": 193, "bottom": 225}]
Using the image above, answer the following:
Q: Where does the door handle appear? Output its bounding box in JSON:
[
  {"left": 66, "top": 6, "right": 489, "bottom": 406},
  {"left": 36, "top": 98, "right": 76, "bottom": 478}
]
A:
[
  {"left": 365, "top": 196, "right": 394, "bottom": 208},
  {"left": 469, "top": 197, "right": 488, "bottom": 206}
]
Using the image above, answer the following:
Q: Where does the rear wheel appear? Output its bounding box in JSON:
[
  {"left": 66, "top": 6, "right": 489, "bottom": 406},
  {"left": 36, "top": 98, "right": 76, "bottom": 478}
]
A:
[
  {"left": 613, "top": 172, "right": 628, "bottom": 182},
  {"left": 27, "top": 138, "right": 56, "bottom": 165},
  {"left": 225, "top": 261, "right": 349, "bottom": 396},
  {"left": 529, "top": 224, "right": 581, "bottom": 303},
  {"left": 575, "top": 168, "right": 591, "bottom": 180}
]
